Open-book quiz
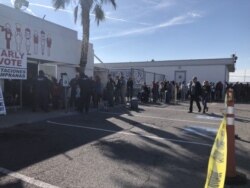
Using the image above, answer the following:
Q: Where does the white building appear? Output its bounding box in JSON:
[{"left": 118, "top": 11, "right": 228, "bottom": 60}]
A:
[
  {"left": 0, "top": 4, "right": 94, "bottom": 107},
  {"left": 95, "top": 57, "right": 236, "bottom": 85}
]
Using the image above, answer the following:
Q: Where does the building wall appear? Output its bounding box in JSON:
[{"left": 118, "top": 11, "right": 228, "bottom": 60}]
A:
[
  {"left": 95, "top": 62, "right": 229, "bottom": 85},
  {"left": 0, "top": 4, "right": 79, "bottom": 64},
  {"left": 0, "top": 4, "right": 94, "bottom": 92},
  {"left": 143, "top": 65, "right": 227, "bottom": 83},
  {"left": 95, "top": 57, "right": 235, "bottom": 85}
]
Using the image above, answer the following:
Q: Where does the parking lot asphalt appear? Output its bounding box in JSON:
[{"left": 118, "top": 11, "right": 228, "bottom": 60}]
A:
[{"left": 0, "top": 102, "right": 249, "bottom": 188}]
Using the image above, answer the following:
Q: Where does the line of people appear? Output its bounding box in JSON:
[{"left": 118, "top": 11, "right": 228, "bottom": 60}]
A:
[
  {"left": 103, "top": 74, "right": 134, "bottom": 108},
  {"left": 32, "top": 71, "right": 100, "bottom": 113},
  {"left": 137, "top": 77, "right": 211, "bottom": 114},
  {"left": 30, "top": 71, "right": 249, "bottom": 113},
  {"left": 31, "top": 71, "right": 135, "bottom": 113}
]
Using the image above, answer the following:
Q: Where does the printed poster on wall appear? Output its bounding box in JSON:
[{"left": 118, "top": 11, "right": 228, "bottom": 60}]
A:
[{"left": 0, "top": 48, "right": 27, "bottom": 79}]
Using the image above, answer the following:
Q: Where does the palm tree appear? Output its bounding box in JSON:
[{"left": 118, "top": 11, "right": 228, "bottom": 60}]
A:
[
  {"left": 13, "top": 0, "right": 116, "bottom": 73},
  {"left": 53, "top": 0, "right": 116, "bottom": 73}
]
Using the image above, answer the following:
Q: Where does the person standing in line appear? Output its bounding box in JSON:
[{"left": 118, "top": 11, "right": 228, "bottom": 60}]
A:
[
  {"left": 120, "top": 75, "right": 126, "bottom": 104},
  {"left": 69, "top": 73, "right": 80, "bottom": 110},
  {"left": 106, "top": 74, "right": 115, "bottom": 107},
  {"left": 32, "top": 70, "right": 51, "bottom": 112},
  {"left": 188, "top": 76, "right": 202, "bottom": 113},
  {"left": 51, "top": 77, "right": 60, "bottom": 110},
  {"left": 126, "top": 77, "right": 133, "bottom": 102},
  {"left": 180, "top": 81, "right": 188, "bottom": 101},
  {"left": 58, "top": 73, "right": 66, "bottom": 109},
  {"left": 114, "top": 75, "right": 121, "bottom": 104},
  {"left": 201, "top": 80, "right": 211, "bottom": 113},
  {"left": 210, "top": 82, "right": 215, "bottom": 102},
  {"left": 93, "top": 75, "right": 102, "bottom": 109},
  {"left": 79, "top": 73, "right": 92, "bottom": 113},
  {"left": 152, "top": 81, "right": 159, "bottom": 103}
]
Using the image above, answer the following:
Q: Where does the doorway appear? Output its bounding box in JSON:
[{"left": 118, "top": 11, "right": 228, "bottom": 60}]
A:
[{"left": 175, "top": 71, "right": 186, "bottom": 84}]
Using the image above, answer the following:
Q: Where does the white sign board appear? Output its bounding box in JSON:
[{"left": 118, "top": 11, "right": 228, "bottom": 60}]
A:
[
  {"left": 0, "top": 48, "right": 27, "bottom": 79},
  {"left": 0, "top": 86, "right": 6, "bottom": 115},
  {"left": 62, "top": 75, "right": 69, "bottom": 87}
]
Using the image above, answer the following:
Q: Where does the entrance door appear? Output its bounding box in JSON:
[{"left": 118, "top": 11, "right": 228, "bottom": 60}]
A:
[{"left": 175, "top": 71, "right": 186, "bottom": 84}]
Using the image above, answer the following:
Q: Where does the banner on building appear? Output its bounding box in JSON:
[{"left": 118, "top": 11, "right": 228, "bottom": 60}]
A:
[
  {"left": 0, "top": 48, "right": 27, "bottom": 79},
  {"left": 0, "top": 86, "right": 6, "bottom": 115},
  {"left": 204, "top": 118, "right": 227, "bottom": 188}
]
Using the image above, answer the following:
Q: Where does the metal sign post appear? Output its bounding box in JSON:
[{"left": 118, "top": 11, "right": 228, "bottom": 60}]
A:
[
  {"left": 62, "top": 73, "right": 69, "bottom": 113},
  {"left": 0, "top": 86, "right": 6, "bottom": 115}
]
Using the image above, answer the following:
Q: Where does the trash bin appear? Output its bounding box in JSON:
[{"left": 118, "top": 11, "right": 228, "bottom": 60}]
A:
[
  {"left": 130, "top": 97, "right": 138, "bottom": 110},
  {"left": 165, "top": 91, "right": 169, "bottom": 104}
]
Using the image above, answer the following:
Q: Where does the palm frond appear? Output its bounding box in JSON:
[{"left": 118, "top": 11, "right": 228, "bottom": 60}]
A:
[
  {"left": 100, "top": 0, "right": 116, "bottom": 9},
  {"left": 74, "top": 5, "right": 78, "bottom": 23},
  {"left": 52, "top": 0, "right": 71, "bottom": 10},
  {"left": 93, "top": 4, "right": 105, "bottom": 25}
]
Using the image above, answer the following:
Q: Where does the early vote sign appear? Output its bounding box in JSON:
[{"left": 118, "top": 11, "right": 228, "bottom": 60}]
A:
[{"left": 0, "top": 49, "right": 27, "bottom": 79}]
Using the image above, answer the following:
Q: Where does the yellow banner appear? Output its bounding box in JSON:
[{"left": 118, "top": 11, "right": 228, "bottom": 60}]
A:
[{"left": 204, "top": 118, "right": 227, "bottom": 188}]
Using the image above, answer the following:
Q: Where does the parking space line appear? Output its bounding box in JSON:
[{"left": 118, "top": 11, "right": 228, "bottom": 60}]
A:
[
  {"left": 47, "top": 121, "right": 212, "bottom": 147},
  {"left": 0, "top": 167, "right": 59, "bottom": 188},
  {"left": 100, "top": 111, "right": 220, "bottom": 125},
  {"left": 141, "top": 106, "right": 188, "bottom": 112},
  {"left": 182, "top": 128, "right": 215, "bottom": 140}
]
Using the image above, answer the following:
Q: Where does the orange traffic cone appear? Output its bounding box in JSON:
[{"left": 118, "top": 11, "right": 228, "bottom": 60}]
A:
[{"left": 225, "top": 88, "right": 247, "bottom": 185}]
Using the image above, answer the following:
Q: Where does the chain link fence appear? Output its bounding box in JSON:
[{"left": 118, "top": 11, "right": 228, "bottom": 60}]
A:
[{"left": 94, "top": 67, "right": 166, "bottom": 94}]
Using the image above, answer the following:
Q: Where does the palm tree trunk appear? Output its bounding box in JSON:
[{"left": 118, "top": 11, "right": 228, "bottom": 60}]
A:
[{"left": 80, "top": 0, "right": 91, "bottom": 74}]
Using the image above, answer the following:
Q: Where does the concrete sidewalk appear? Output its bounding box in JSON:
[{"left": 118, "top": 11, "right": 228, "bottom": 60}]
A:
[
  {"left": 0, "top": 108, "right": 78, "bottom": 129},
  {"left": 0, "top": 104, "right": 127, "bottom": 129}
]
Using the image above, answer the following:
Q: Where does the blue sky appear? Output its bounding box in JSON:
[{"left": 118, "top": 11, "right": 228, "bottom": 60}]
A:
[{"left": 1, "top": 0, "right": 250, "bottom": 70}]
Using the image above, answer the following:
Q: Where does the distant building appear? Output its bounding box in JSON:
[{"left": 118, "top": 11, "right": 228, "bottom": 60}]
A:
[{"left": 95, "top": 57, "right": 236, "bottom": 85}]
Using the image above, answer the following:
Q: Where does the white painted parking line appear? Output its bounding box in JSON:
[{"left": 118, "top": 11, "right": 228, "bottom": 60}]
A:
[
  {"left": 47, "top": 121, "right": 212, "bottom": 147},
  {"left": 182, "top": 128, "right": 215, "bottom": 140},
  {"left": 141, "top": 106, "right": 187, "bottom": 112},
  {"left": 132, "top": 114, "right": 219, "bottom": 125},
  {"left": 0, "top": 167, "right": 59, "bottom": 188},
  {"left": 195, "top": 115, "right": 222, "bottom": 121},
  {"left": 100, "top": 111, "right": 219, "bottom": 125}
]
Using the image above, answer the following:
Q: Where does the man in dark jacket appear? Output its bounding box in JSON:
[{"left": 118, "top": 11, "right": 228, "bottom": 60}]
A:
[
  {"left": 78, "top": 73, "right": 92, "bottom": 113},
  {"left": 69, "top": 73, "right": 79, "bottom": 109},
  {"left": 126, "top": 77, "right": 133, "bottom": 102},
  {"left": 32, "top": 70, "right": 51, "bottom": 112},
  {"left": 106, "top": 74, "right": 115, "bottom": 107},
  {"left": 188, "top": 76, "right": 202, "bottom": 113}
]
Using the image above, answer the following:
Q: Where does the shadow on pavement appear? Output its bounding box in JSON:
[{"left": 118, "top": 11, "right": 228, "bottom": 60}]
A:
[
  {"left": 0, "top": 180, "right": 24, "bottom": 188},
  {"left": 0, "top": 112, "right": 122, "bottom": 171},
  {"left": 0, "top": 105, "right": 249, "bottom": 187},
  {"left": 97, "top": 111, "right": 211, "bottom": 187}
]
